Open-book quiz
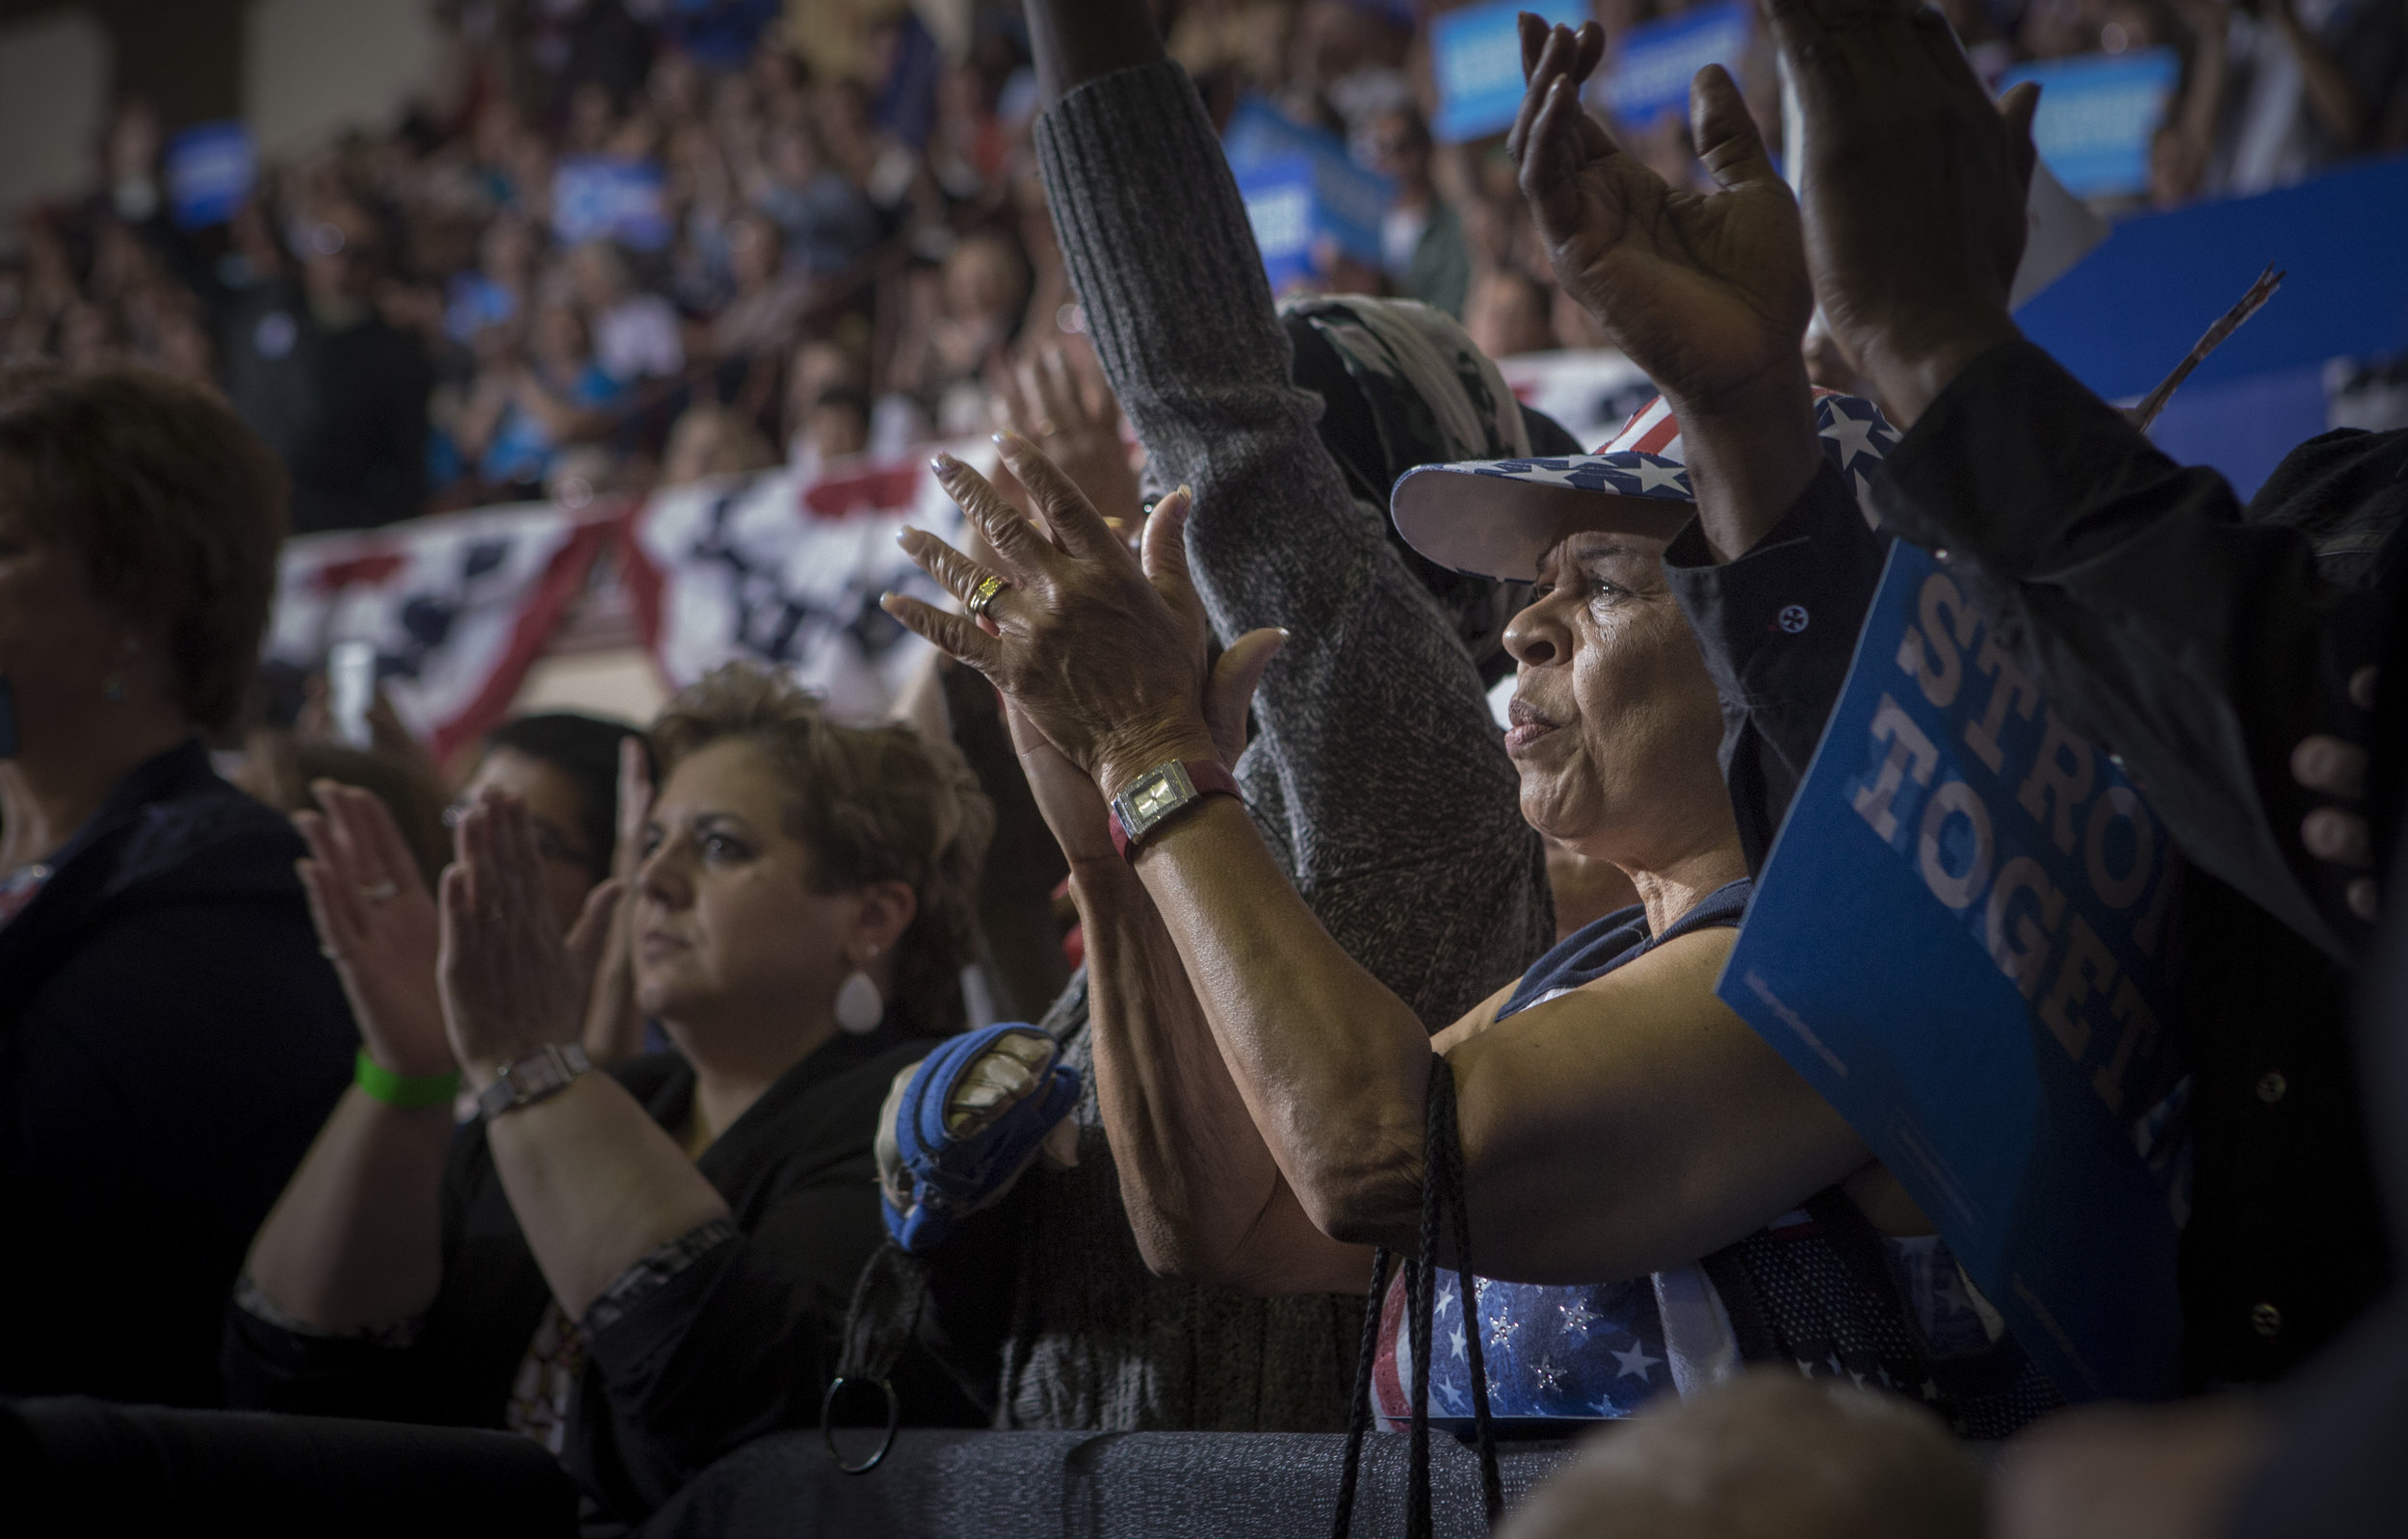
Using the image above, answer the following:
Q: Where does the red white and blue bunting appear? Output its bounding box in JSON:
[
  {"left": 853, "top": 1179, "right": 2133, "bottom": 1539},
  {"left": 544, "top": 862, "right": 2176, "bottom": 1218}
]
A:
[{"left": 267, "top": 440, "right": 990, "bottom": 754}]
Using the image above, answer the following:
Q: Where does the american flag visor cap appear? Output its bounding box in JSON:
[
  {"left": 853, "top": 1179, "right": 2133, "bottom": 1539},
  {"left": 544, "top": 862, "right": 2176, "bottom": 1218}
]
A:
[{"left": 1387, "top": 389, "right": 1899, "bottom": 581}]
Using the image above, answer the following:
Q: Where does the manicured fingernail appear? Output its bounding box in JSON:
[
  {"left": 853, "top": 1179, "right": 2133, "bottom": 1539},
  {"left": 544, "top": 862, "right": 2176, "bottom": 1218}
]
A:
[
  {"left": 931, "top": 453, "right": 959, "bottom": 476},
  {"left": 1275, "top": 627, "right": 1292, "bottom": 640}
]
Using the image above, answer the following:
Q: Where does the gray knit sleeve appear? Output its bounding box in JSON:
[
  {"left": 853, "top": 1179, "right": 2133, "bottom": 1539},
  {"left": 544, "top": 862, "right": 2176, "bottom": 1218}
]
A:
[{"left": 1033, "top": 61, "right": 1548, "bottom": 1030}]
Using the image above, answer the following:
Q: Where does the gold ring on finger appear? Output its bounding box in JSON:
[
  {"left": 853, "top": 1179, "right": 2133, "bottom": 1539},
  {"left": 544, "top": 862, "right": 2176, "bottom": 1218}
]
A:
[{"left": 965, "top": 573, "right": 1008, "bottom": 621}]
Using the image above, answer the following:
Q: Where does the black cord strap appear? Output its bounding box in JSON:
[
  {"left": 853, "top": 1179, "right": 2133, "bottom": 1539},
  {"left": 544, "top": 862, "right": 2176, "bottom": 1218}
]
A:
[
  {"left": 821, "top": 1239, "right": 928, "bottom": 1474},
  {"left": 1331, "top": 1055, "right": 1502, "bottom": 1537}
]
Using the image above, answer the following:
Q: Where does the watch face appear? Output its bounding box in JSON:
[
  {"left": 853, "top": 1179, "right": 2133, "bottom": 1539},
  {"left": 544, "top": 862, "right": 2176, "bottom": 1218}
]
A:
[
  {"left": 1131, "top": 777, "right": 1181, "bottom": 821},
  {"left": 1117, "top": 763, "right": 1197, "bottom": 845}
]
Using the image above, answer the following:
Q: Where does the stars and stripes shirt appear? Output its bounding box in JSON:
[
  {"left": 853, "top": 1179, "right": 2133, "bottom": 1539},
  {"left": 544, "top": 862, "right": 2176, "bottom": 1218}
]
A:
[{"left": 1371, "top": 881, "right": 2044, "bottom": 1433}]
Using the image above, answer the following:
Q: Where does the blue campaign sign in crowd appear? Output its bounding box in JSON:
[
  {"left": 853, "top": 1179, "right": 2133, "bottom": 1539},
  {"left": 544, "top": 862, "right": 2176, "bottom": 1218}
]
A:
[
  {"left": 1224, "top": 99, "right": 1395, "bottom": 285},
  {"left": 1719, "top": 540, "right": 2189, "bottom": 1403},
  {"left": 550, "top": 156, "right": 674, "bottom": 252},
  {"left": 2001, "top": 49, "right": 2185, "bottom": 200},
  {"left": 1597, "top": 0, "right": 1754, "bottom": 130},
  {"left": 1427, "top": 0, "right": 1592, "bottom": 143},
  {"left": 164, "top": 121, "right": 257, "bottom": 231}
]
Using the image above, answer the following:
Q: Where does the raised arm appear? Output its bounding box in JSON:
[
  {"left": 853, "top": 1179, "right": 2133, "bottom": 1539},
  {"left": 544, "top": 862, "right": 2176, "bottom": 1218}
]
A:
[
  {"left": 1762, "top": 0, "right": 2363, "bottom": 959},
  {"left": 243, "top": 785, "right": 457, "bottom": 1335},
  {"left": 440, "top": 792, "right": 728, "bottom": 1319},
  {"left": 1029, "top": 3, "right": 1544, "bottom": 1027},
  {"left": 1509, "top": 18, "right": 1821, "bottom": 563}
]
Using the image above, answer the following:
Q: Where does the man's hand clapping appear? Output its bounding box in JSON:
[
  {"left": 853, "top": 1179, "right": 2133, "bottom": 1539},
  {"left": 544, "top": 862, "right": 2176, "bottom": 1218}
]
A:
[
  {"left": 1507, "top": 13, "right": 1822, "bottom": 558},
  {"left": 1509, "top": 16, "right": 1813, "bottom": 429},
  {"left": 1756, "top": 0, "right": 2043, "bottom": 426}
]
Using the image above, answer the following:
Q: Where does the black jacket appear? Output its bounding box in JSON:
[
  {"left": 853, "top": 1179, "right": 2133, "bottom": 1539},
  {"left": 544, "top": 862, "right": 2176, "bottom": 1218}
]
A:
[
  {"left": 223, "top": 1033, "right": 981, "bottom": 1520},
  {"left": 2227, "top": 562, "right": 2408, "bottom": 1537},
  {"left": 0, "top": 740, "right": 356, "bottom": 1407},
  {"left": 1663, "top": 354, "right": 2396, "bottom": 1387}
]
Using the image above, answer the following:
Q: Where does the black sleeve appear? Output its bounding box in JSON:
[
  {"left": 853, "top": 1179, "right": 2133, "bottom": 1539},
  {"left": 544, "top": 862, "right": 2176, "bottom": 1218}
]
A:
[
  {"left": 1869, "top": 339, "right": 2362, "bottom": 961},
  {"left": 569, "top": 1163, "right": 888, "bottom": 1517},
  {"left": 1663, "top": 458, "right": 1890, "bottom": 874},
  {"left": 222, "top": 1285, "right": 446, "bottom": 1422},
  {"left": 222, "top": 1122, "right": 533, "bottom": 1429},
  {"left": 6, "top": 898, "right": 354, "bottom": 1408}
]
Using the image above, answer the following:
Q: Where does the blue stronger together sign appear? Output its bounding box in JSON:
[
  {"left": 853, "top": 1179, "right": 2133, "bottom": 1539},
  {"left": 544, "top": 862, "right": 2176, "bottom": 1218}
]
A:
[{"left": 1718, "top": 538, "right": 2188, "bottom": 1402}]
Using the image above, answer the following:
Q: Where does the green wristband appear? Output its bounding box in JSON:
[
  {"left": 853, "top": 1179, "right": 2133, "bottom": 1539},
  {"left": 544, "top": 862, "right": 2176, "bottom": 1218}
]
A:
[{"left": 354, "top": 1050, "right": 461, "bottom": 1109}]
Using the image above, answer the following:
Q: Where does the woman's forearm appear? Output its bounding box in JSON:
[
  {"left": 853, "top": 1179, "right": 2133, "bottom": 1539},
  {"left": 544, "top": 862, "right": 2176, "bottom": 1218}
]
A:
[
  {"left": 1078, "top": 855, "right": 1371, "bottom": 1292},
  {"left": 1109, "top": 793, "right": 1435, "bottom": 1246},
  {"left": 243, "top": 1088, "right": 453, "bottom": 1332},
  {"left": 484, "top": 1071, "right": 732, "bottom": 1319}
]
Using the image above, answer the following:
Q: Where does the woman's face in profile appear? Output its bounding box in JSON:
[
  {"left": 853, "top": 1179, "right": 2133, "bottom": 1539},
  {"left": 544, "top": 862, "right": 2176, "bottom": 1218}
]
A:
[
  {"left": 631, "top": 737, "right": 865, "bottom": 1032},
  {"left": 1501, "top": 530, "right": 1730, "bottom": 869}
]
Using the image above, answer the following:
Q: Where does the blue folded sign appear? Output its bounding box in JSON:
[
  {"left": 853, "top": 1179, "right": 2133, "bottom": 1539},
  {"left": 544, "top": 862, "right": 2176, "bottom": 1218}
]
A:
[{"left": 1717, "top": 539, "right": 2187, "bottom": 1402}]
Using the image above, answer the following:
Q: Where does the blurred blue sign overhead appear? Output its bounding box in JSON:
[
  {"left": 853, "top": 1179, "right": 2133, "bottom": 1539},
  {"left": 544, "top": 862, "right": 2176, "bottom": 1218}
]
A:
[
  {"left": 551, "top": 157, "right": 672, "bottom": 251},
  {"left": 1598, "top": 0, "right": 1752, "bottom": 129},
  {"left": 1224, "top": 100, "right": 1395, "bottom": 287},
  {"left": 1428, "top": 0, "right": 1592, "bottom": 143},
  {"left": 2014, "top": 146, "right": 2408, "bottom": 495},
  {"left": 1999, "top": 49, "right": 2181, "bottom": 199},
  {"left": 1720, "top": 537, "right": 2188, "bottom": 1405},
  {"left": 165, "top": 121, "right": 256, "bottom": 230},
  {"left": 1237, "top": 155, "right": 1322, "bottom": 292}
]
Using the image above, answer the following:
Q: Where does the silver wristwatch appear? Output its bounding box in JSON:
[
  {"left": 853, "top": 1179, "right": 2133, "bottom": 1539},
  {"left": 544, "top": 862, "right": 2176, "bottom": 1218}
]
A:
[
  {"left": 476, "top": 1043, "right": 590, "bottom": 1121},
  {"left": 1107, "top": 758, "right": 1241, "bottom": 861}
]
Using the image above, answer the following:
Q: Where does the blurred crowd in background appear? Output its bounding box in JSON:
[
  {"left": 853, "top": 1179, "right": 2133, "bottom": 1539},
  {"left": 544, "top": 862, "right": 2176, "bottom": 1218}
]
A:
[{"left": 2, "top": 0, "right": 2403, "bottom": 537}]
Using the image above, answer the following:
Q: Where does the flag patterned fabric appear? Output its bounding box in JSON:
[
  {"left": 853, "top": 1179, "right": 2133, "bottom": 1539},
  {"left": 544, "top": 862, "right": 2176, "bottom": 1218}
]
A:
[
  {"left": 621, "top": 441, "right": 982, "bottom": 719},
  {"left": 1436, "top": 390, "right": 1899, "bottom": 512},
  {"left": 267, "top": 500, "right": 615, "bottom": 762}
]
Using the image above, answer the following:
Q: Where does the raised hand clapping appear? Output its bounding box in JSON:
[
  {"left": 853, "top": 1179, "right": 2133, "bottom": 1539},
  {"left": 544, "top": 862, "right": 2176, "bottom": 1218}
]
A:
[
  {"left": 880, "top": 431, "right": 1218, "bottom": 802},
  {"left": 437, "top": 789, "right": 623, "bottom": 1086},
  {"left": 1508, "top": 14, "right": 1812, "bottom": 427},
  {"left": 297, "top": 782, "right": 451, "bottom": 1080}
]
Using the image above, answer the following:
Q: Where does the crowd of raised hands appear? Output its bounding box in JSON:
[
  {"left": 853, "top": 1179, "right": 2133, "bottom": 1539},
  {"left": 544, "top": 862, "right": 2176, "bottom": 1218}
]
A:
[{"left": 863, "top": 3, "right": 2399, "bottom": 1535}]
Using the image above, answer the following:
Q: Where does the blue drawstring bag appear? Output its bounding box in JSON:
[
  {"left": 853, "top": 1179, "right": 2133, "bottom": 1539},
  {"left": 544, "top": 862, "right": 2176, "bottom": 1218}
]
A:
[{"left": 882, "top": 1023, "right": 1081, "bottom": 1252}]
